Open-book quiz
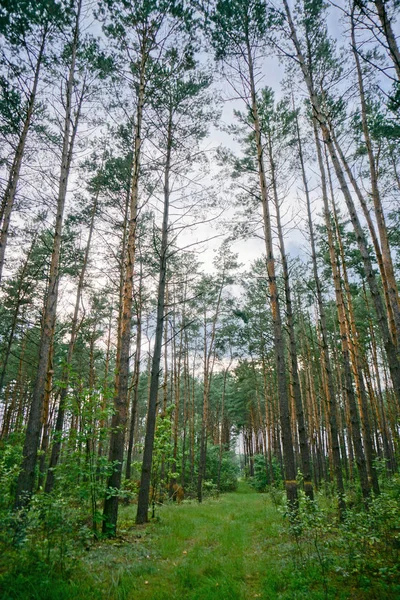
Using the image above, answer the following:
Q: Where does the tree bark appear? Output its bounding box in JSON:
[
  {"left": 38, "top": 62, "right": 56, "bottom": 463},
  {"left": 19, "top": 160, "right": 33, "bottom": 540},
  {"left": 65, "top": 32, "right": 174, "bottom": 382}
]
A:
[
  {"left": 282, "top": 0, "right": 400, "bottom": 406},
  {"left": 267, "top": 130, "right": 313, "bottom": 500},
  {"left": 125, "top": 261, "right": 143, "bottom": 481},
  {"left": 0, "top": 235, "right": 38, "bottom": 396},
  {"left": 217, "top": 362, "right": 232, "bottom": 493},
  {"left": 294, "top": 106, "right": 345, "bottom": 512},
  {"left": 245, "top": 34, "right": 297, "bottom": 508},
  {"left": 373, "top": 0, "right": 400, "bottom": 81},
  {"left": 197, "top": 293, "right": 221, "bottom": 503},
  {"left": 169, "top": 288, "right": 183, "bottom": 497},
  {"left": 316, "top": 128, "right": 370, "bottom": 501},
  {"left": 136, "top": 111, "right": 172, "bottom": 525},
  {"left": 330, "top": 183, "right": 380, "bottom": 495},
  {"left": 351, "top": 7, "right": 400, "bottom": 349},
  {"left": 45, "top": 186, "right": 99, "bottom": 493},
  {"left": 102, "top": 51, "right": 144, "bottom": 532}
]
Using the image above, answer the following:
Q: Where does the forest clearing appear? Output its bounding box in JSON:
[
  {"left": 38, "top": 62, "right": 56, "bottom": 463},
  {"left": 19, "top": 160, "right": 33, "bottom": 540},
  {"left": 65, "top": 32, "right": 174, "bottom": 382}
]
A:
[{"left": 1, "top": 0, "right": 400, "bottom": 597}]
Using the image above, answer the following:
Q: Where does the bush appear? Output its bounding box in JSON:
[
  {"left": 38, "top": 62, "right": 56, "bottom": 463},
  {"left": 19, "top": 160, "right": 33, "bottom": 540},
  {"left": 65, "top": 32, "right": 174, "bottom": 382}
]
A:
[
  {"left": 205, "top": 444, "right": 239, "bottom": 492},
  {"left": 248, "top": 454, "right": 268, "bottom": 492},
  {"left": 248, "top": 454, "right": 283, "bottom": 492},
  {"left": 0, "top": 436, "right": 23, "bottom": 509},
  {"left": 283, "top": 480, "right": 400, "bottom": 597}
]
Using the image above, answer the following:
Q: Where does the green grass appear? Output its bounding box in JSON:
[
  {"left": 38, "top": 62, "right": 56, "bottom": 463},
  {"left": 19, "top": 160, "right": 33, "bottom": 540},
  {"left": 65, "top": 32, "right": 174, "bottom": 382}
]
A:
[
  {"left": 130, "top": 481, "right": 269, "bottom": 599},
  {"left": 1, "top": 482, "right": 399, "bottom": 599}
]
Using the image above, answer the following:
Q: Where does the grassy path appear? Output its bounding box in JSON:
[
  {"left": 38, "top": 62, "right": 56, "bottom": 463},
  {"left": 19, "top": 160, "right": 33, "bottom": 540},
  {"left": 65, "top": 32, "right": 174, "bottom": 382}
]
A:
[
  {"left": 89, "top": 481, "right": 323, "bottom": 600},
  {"left": 123, "top": 481, "right": 278, "bottom": 600}
]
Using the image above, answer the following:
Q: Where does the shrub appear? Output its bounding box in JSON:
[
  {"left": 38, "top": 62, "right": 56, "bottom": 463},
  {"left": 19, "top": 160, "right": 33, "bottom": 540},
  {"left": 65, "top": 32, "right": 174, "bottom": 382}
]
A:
[{"left": 205, "top": 444, "right": 239, "bottom": 492}]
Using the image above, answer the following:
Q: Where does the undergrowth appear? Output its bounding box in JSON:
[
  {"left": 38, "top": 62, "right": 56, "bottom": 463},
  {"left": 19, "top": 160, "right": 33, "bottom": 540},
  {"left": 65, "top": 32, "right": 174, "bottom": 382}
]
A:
[
  {"left": 1, "top": 477, "right": 400, "bottom": 599},
  {"left": 282, "top": 474, "right": 400, "bottom": 599}
]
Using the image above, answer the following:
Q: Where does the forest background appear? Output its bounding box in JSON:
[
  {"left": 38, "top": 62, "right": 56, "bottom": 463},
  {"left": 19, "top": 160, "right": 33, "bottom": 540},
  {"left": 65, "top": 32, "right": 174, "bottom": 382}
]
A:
[{"left": 0, "top": 0, "right": 400, "bottom": 597}]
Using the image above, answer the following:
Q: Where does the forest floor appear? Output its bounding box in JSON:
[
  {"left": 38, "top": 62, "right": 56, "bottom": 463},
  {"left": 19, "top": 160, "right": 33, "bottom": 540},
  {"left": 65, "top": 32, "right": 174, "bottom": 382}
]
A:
[
  {"left": 1, "top": 481, "right": 399, "bottom": 599},
  {"left": 104, "top": 481, "right": 282, "bottom": 600}
]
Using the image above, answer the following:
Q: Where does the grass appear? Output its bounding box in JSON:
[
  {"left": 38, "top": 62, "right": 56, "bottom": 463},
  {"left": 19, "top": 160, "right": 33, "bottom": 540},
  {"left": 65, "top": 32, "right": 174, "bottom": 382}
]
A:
[
  {"left": 1, "top": 481, "right": 400, "bottom": 599},
  {"left": 125, "top": 481, "right": 269, "bottom": 600}
]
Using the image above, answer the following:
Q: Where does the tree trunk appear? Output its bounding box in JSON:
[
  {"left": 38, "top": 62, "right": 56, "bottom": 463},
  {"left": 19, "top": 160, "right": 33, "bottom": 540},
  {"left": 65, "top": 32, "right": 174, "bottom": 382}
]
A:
[
  {"left": 125, "top": 261, "right": 143, "bottom": 481},
  {"left": 136, "top": 111, "right": 172, "bottom": 525},
  {"left": 14, "top": 2, "right": 82, "bottom": 509},
  {"left": 245, "top": 35, "right": 297, "bottom": 508},
  {"left": 316, "top": 128, "right": 370, "bottom": 501},
  {"left": 331, "top": 188, "right": 380, "bottom": 495},
  {"left": 102, "top": 41, "right": 148, "bottom": 534},
  {"left": 373, "top": 0, "right": 400, "bottom": 81},
  {"left": 294, "top": 105, "right": 345, "bottom": 511},
  {"left": 181, "top": 330, "right": 190, "bottom": 487},
  {"left": 267, "top": 131, "right": 313, "bottom": 499},
  {"left": 331, "top": 130, "right": 396, "bottom": 348},
  {"left": 0, "top": 235, "right": 37, "bottom": 396},
  {"left": 45, "top": 187, "right": 99, "bottom": 493},
  {"left": 170, "top": 290, "right": 183, "bottom": 497},
  {"left": 217, "top": 363, "right": 232, "bottom": 493},
  {"left": 351, "top": 9, "right": 400, "bottom": 349},
  {"left": 197, "top": 282, "right": 223, "bottom": 503},
  {"left": 0, "top": 28, "right": 47, "bottom": 282},
  {"left": 282, "top": 0, "right": 400, "bottom": 405},
  {"left": 38, "top": 343, "right": 54, "bottom": 490}
]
